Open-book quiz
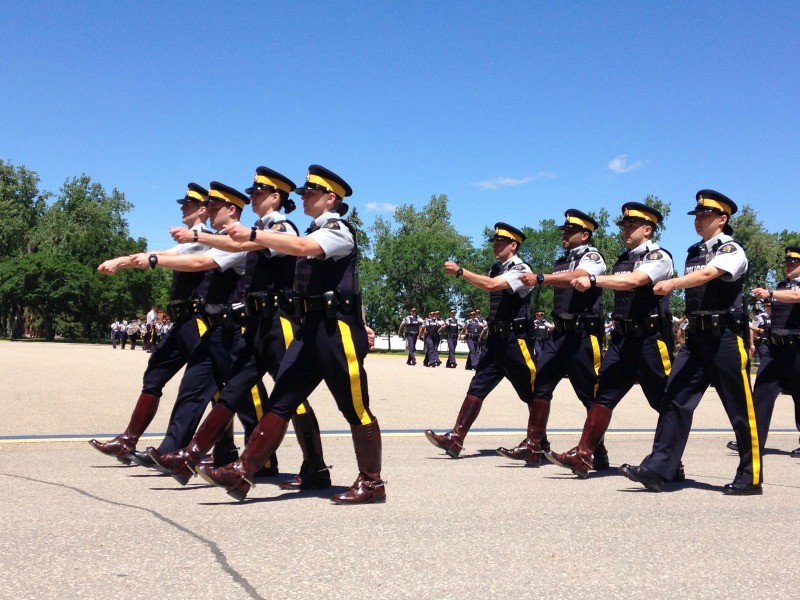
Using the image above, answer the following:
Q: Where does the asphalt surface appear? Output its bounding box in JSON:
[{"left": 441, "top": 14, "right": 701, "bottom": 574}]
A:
[{"left": 2, "top": 341, "right": 799, "bottom": 599}]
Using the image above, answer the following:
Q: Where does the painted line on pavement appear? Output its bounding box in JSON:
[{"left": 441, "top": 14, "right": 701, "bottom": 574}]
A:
[{"left": 2, "top": 428, "right": 797, "bottom": 445}]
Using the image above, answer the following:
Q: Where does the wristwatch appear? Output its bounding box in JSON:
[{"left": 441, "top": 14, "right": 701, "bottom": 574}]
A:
[
  {"left": 769, "top": 289, "right": 774, "bottom": 302},
  {"left": 456, "top": 267, "right": 464, "bottom": 278},
  {"left": 148, "top": 254, "right": 158, "bottom": 269},
  {"left": 193, "top": 229, "right": 199, "bottom": 243},
  {"left": 589, "top": 274, "right": 597, "bottom": 287},
  {"left": 536, "top": 273, "right": 545, "bottom": 286},
  {"left": 250, "top": 226, "right": 258, "bottom": 242}
]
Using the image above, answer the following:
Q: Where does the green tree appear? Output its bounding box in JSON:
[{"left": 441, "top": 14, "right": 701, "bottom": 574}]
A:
[
  {"left": 0, "top": 160, "right": 50, "bottom": 336},
  {"left": 364, "top": 195, "right": 473, "bottom": 337},
  {"left": 729, "top": 205, "right": 781, "bottom": 310}
]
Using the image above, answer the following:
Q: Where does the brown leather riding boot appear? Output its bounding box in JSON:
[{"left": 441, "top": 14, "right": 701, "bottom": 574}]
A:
[
  {"left": 332, "top": 420, "right": 385, "bottom": 505},
  {"left": 496, "top": 398, "right": 551, "bottom": 466},
  {"left": 545, "top": 404, "right": 613, "bottom": 478},
  {"left": 424, "top": 394, "right": 483, "bottom": 458},
  {"left": 148, "top": 403, "right": 235, "bottom": 485},
  {"left": 89, "top": 393, "right": 160, "bottom": 464},
  {"left": 197, "top": 412, "right": 289, "bottom": 501},
  {"left": 279, "top": 408, "right": 331, "bottom": 490}
]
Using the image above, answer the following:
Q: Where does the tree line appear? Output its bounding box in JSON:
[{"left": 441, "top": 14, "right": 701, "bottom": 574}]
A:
[
  {"left": 1, "top": 159, "right": 797, "bottom": 341},
  {"left": 0, "top": 160, "right": 168, "bottom": 339}
]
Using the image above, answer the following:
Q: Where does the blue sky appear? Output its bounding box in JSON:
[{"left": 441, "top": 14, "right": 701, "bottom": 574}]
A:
[{"left": 2, "top": 2, "right": 798, "bottom": 257}]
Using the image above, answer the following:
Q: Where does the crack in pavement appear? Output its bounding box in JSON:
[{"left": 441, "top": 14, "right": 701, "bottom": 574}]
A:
[{"left": 0, "top": 472, "right": 264, "bottom": 600}]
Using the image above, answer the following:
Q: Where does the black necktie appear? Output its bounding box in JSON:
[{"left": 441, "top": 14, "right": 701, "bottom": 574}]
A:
[{"left": 306, "top": 222, "right": 320, "bottom": 234}]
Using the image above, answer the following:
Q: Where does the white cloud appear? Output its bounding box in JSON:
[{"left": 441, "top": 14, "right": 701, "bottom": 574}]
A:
[
  {"left": 364, "top": 201, "right": 399, "bottom": 213},
  {"left": 471, "top": 171, "right": 557, "bottom": 190},
  {"left": 607, "top": 155, "right": 645, "bottom": 174}
]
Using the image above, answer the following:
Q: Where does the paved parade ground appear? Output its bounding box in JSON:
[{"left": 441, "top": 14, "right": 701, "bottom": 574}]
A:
[{"left": 2, "top": 341, "right": 799, "bottom": 599}]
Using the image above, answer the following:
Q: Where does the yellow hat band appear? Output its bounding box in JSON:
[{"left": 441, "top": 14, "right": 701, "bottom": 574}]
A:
[
  {"left": 255, "top": 175, "right": 291, "bottom": 194},
  {"left": 494, "top": 228, "right": 523, "bottom": 244},
  {"left": 623, "top": 208, "right": 657, "bottom": 223},
  {"left": 186, "top": 189, "right": 205, "bottom": 202},
  {"left": 698, "top": 198, "right": 732, "bottom": 215},
  {"left": 209, "top": 188, "right": 246, "bottom": 208},
  {"left": 786, "top": 251, "right": 800, "bottom": 260},
  {"left": 307, "top": 174, "right": 346, "bottom": 198},
  {"left": 566, "top": 215, "right": 596, "bottom": 231}
]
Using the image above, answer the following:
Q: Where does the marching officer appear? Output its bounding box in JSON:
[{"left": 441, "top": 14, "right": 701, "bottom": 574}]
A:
[
  {"left": 149, "top": 167, "right": 328, "bottom": 490},
  {"left": 497, "top": 209, "right": 607, "bottom": 467},
  {"left": 421, "top": 310, "right": 441, "bottom": 367},
  {"left": 461, "top": 310, "right": 483, "bottom": 370},
  {"left": 440, "top": 308, "right": 462, "bottom": 368},
  {"left": 90, "top": 184, "right": 212, "bottom": 464},
  {"left": 620, "top": 189, "right": 762, "bottom": 495},
  {"left": 398, "top": 307, "right": 422, "bottom": 365},
  {"left": 199, "top": 165, "right": 386, "bottom": 504},
  {"left": 546, "top": 202, "right": 676, "bottom": 478},
  {"left": 424, "top": 223, "right": 536, "bottom": 458},
  {"left": 750, "top": 302, "right": 772, "bottom": 366},
  {"left": 733, "top": 247, "right": 800, "bottom": 457},
  {"left": 474, "top": 308, "right": 488, "bottom": 354},
  {"left": 531, "top": 310, "right": 552, "bottom": 360},
  {"left": 129, "top": 181, "right": 276, "bottom": 475}
]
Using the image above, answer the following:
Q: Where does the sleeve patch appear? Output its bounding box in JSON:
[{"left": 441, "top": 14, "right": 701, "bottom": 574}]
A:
[
  {"left": 718, "top": 243, "right": 738, "bottom": 254},
  {"left": 512, "top": 264, "right": 527, "bottom": 271},
  {"left": 646, "top": 251, "right": 663, "bottom": 261},
  {"left": 269, "top": 223, "right": 287, "bottom": 232},
  {"left": 323, "top": 221, "right": 341, "bottom": 230},
  {"left": 585, "top": 252, "right": 602, "bottom": 262}
]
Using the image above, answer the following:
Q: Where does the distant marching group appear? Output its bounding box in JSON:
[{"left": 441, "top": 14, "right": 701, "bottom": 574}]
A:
[
  {"left": 110, "top": 306, "right": 172, "bottom": 352},
  {"left": 398, "top": 307, "right": 554, "bottom": 369}
]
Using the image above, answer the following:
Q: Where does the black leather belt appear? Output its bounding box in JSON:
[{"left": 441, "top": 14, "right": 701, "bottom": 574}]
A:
[
  {"left": 553, "top": 313, "right": 603, "bottom": 336},
  {"left": 295, "top": 291, "right": 359, "bottom": 318},
  {"left": 686, "top": 312, "right": 744, "bottom": 336},
  {"left": 203, "top": 304, "right": 246, "bottom": 328},
  {"left": 613, "top": 317, "right": 661, "bottom": 337},
  {"left": 245, "top": 292, "right": 279, "bottom": 318},
  {"left": 770, "top": 333, "right": 800, "bottom": 347},
  {"left": 167, "top": 300, "right": 200, "bottom": 323}
]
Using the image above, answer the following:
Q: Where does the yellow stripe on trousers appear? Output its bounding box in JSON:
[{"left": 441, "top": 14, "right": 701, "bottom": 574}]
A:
[
  {"left": 337, "top": 321, "right": 371, "bottom": 425},
  {"left": 280, "top": 316, "right": 308, "bottom": 417},
  {"left": 590, "top": 334, "right": 601, "bottom": 395},
  {"left": 736, "top": 336, "right": 761, "bottom": 484},
  {"left": 516, "top": 338, "right": 537, "bottom": 387},
  {"left": 656, "top": 339, "right": 672, "bottom": 375}
]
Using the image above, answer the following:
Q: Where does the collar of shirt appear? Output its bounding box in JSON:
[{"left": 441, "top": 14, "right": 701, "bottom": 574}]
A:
[
  {"left": 311, "top": 211, "right": 340, "bottom": 230},
  {"left": 702, "top": 232, "right": 732, "bottom": 253},
  {"left": 567, "top": 244, "right": 590, "bottom": 259},
  {"left": 500, "top": 254, "right": 522, "bottom": 271},
  {"left": 630, "top": 241, "right": 658, "bottom": 258},
  {"left": 260, "top": 211, "right": 288, "bottom": 228}
]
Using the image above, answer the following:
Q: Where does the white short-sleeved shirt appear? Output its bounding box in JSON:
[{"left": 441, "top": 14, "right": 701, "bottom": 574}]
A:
[
  {"left": 699, "top": 233, "right": 748, "bottom": 281},
  {"left": 205, "top": 224, "right": 246, "bottom": 275},
  {"left": 170, "top": 223, "right": 211, "bottom": 256},
  {"left": 306, "top": 211, "right": 354, "bottom": 260},
  {"left": 256, "top": 212, "right": 297, "bottom": 257},
  {"left": 628, "top": 242, "right": 674, "bottom": 284},
  {"left": 496, "top": 255, "right": 534, "bottom": 297},
  {"left": 570, "top": 244, "right": 607, "bottom": 276}
]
